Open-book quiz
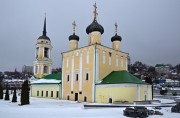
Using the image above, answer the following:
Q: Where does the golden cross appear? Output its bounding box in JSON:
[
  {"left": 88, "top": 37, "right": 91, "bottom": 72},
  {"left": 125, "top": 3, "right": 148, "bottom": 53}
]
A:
[
  {"left": 93, "top": 2, "right": 98, "bottom": 20},
  {"left": 72, "top": 20, "right": 76, "bottom": 33},
  {"left": 115, "top": 22, "right": 118, "bottom": 34}
]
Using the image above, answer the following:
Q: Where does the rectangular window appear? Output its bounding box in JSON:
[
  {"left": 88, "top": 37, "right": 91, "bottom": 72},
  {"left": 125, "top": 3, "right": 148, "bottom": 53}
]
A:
[
  {"left": 44, "top": 66, "right": 48, "bottom": 73},
  {"left": 35, "top": 66, "right": 38, "bottom": 73},
  {"left": 121, "top": 56, "right": 124, "bottom": 67},
  {"left": 67, "top": 75, "right": 70, "bottom": 82},
  {"left": 46, "top": 91, "right": 48, "bottom": 97},
  {"left": 36, "top": 47, "right": 39, "bottom": 58},
  {"left": 109, "top": 52, "right": 112, "bottom": 65},
  {"left": 41, "top": 91, "right": 43, "bottom": 97},
  {"left": 76, "top": 74, "right": 78, "bottom": 81},
  {"left": 51, "top": 91, "right": 53, "bottom": 97},
  {"left": 103, "top": 51, "right": 106, "bottom": 64},
  {"left": 116, "top": 54, "right": 118, "bottom": 67},
  {"left": 86, "top": 73, "right": 89, "bottom": 80},
  {"left": 56, "top": 91, "right": 59, "bottom": 98},
  {"left": 37, "top": 91, "right": 39, "bottom": 96},
  {"left": 44, "top": 47, "right": 49, "bottom": 58}
]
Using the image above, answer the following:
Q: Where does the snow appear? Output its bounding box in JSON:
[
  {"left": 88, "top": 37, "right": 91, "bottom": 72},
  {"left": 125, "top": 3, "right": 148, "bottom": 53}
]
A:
[
  {"left": 0, "top": 95, "right": 180, "bottom": 118},
  {"left": 31, "top": 79, "right": 61, "bottom": 84}
]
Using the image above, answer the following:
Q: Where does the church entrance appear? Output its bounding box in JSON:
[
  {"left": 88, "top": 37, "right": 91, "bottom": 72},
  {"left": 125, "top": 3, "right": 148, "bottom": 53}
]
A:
[{"left": 75, "top": 93, "right": 78, "bottom": 101}]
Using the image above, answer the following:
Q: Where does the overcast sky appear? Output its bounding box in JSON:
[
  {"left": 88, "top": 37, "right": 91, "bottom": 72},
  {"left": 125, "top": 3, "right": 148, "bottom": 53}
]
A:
[{"left": 0, "top": 0, "right": 180, "bottom": 72}]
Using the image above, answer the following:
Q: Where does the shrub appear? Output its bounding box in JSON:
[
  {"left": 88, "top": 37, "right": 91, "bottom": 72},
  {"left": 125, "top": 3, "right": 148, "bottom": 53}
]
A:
[
  {"left": 20, "top": 80, "right": 30, "bottom": 105},
  {"left": 172, "top": 91, "right": 177, "bottom": 96},
  {"left": 12, "top": 88, "right": 17, "bottom": 102},
  {"left": 160, "top": 90, "right": 168, "bottom": 95},
  {"left": 0, "top": 83, "right": 3, "bottom": 99},
  {"left": 4, "top": 86, "right": 10, "bottom": 100}
]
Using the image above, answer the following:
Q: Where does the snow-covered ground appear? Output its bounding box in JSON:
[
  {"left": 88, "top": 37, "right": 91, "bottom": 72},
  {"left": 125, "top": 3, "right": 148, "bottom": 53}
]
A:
[{"left": 0, "top": 95, "right": 180, "bottom": 118}]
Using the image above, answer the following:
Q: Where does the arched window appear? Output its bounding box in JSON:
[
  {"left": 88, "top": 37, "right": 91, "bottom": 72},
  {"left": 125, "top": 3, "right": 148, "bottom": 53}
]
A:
[
  {"left": 84, "top": 96, "right": 87, "bottom": 102},
  {"left": 67, "top": 95, "right": 70, "bottom": 100},
  {"left": 44, "top": 47, "right": 49, "bottom": 58},
  {"left": 109, "top": 98, "right": 112, "bottom": 103}
]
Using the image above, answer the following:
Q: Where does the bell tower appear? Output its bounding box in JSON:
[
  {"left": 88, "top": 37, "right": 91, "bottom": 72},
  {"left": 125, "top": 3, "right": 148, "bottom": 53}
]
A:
[{"left": 33, "top": 16, "right": 52, "bottom": 78}]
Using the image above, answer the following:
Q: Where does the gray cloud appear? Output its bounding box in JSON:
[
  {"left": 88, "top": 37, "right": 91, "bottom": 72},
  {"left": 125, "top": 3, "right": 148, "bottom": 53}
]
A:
[{"left": 0, "top": 0, "right": 180, "bottom": 71}]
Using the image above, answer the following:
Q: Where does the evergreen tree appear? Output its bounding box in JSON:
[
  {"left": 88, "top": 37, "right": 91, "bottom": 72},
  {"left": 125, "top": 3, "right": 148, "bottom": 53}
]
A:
[
  {"left": 4, "top": 85, "right": 10, "bottom": 100},
  {"left": 20, "top": 80, "right": 29, "bottom": 105},
  {"left": 12, "top": 87, "right": 17, "bottom": 102},
  {"left": 0, "top": 82, "right": 3, "bottom": 99}
]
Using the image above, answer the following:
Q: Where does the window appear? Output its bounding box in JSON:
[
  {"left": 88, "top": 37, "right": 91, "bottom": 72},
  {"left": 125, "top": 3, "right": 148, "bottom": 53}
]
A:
[
  {"left": 37, "top": 91, "right": 39, "bottom": 96},
  {"left": 44, "top": 66, "right": 48, "bottom": 73},
  {"left": 76, "top": 74, "right": 78, "bottom": 81},
  {"left": 46, "top": 91, "right": 48, "bottom": 97},
  {"left": 109, "top": 98, "right": 112, "bottom": 103},
  {"left": 103, "top": 51, "right": 106, "bottom": 64},
  {"left": 116, "top": 54, "right": 118, "bottom": 67},
  {"left": 121, "top": 56, "right": 124, "bottom": 67},
  {"left": 56, "top": 91, "right": 59, "bottom": 98},
  {"left": 35, "top": 66, "right": 38, "bottom": 73},
  {"left": 67, "top": 96, "right": 70, "bottom": 100},
  {"left": 86, "top": 73, "right": 89, "bottom": 80},
  {"left": 109, "top": 52, "right": 112, "bottom": 65},
  {"left": 67, "top": 75, "right": 70, "bottom": 82},
  {"left": 86, "top": 51, "right": 89, "bottom": 64},
  {"left": 51, "top": 91, "right": 53, "bottom": 97},
  {"left": 44, "top": 47, "right": 49, "bottom": 58},
  {"left": 36, "top": 47, "right": 39, "bottom": 58},
  {"left": 41, "top": 91, "right": 43, "bottom": 97},
  {"left": 84, "top": 96, "right": 87, "bottom": 102}
]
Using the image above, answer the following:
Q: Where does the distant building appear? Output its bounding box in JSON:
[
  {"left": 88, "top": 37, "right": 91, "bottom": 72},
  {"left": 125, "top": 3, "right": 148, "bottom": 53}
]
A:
[
  {"left": 155, "top": 64, "right": 170, "bottom": 74},
  {"left": 22, "top": 65, "right": 33, "bottom": 74}
]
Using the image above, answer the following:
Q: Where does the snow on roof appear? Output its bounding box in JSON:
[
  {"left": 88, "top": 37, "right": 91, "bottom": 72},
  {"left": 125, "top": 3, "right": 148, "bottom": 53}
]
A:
[{"left": 31, "top": 78, "right": 61, "bottom": 85}]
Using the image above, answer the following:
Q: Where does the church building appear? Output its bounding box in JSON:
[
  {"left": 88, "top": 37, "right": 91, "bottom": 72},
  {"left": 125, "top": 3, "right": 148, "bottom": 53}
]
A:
[{"left": 61, "top": 3, "right": 152, "bottom": 103}]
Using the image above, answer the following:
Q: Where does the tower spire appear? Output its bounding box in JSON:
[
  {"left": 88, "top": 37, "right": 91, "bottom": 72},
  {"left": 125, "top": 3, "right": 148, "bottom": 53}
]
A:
[
  {"left": 93, "top": 2, "right": 98, "bottom": 21},
  {"left": 115, "top": 22, "right": 118, "bottom": 35},
  {"left": 72, "top": 20, "right": 76, "bottom": 34},
  {"left": 43, "top": 13, "right": 46, "bottom": 36}
]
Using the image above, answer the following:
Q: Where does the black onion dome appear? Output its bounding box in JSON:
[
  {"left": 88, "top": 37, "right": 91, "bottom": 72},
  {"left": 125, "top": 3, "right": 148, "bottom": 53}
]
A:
[
  {"left": 86, "top": 20, "right": 104, "bottom": 34},
  {"left": 111, "top": 33, "right": 122, "bottom": 42},
  {"left": 69, "top": 33, "right": 79, "bottom": 41},
  {"left": 38, "top": 35, "right": 50, "bottom": 40}
]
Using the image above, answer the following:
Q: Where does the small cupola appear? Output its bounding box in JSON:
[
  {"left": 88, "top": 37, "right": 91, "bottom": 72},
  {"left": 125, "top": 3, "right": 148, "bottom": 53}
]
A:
[
  {"left": 69, "top": 21, "right": 79, "bottom": 50},
  {"left": 111, "top": 22, "right": 122, "bottom": 51}
]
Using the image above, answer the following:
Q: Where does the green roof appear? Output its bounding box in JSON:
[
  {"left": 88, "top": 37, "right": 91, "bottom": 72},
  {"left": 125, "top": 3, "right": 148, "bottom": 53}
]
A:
[
  {"left": 155, "top": 64, "right": 165, "bottom": 67},
  {"left": 100, "top": 70, "right": 147, "bottom": 84},
  {"left": 43, "top": 72, "right": 62, "bottom": 80}
]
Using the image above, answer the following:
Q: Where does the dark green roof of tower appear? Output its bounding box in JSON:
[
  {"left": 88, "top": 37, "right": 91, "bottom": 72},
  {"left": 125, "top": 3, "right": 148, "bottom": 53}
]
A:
[
  {"left": 38, "top": 17, "right": 50, "bottom": 40},
  {"left": 99, "top": 70, "right": 148, "bottom": 84}
]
